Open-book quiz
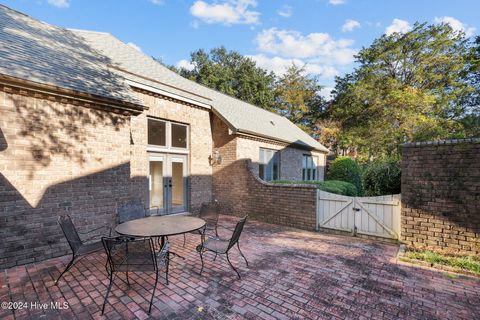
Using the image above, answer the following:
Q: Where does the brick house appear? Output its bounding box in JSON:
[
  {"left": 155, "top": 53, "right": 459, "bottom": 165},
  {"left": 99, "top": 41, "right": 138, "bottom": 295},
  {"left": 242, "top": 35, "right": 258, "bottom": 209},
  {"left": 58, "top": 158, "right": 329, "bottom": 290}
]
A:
[{"left": 0, "top": 5, "right": 328, "bottom": 268}]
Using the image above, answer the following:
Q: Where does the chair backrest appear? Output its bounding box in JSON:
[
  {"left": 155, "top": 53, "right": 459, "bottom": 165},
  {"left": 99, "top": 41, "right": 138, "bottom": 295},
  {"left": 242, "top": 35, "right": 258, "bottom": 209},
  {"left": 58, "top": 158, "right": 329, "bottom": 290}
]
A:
[
  {"left": 102, "top": 236, "right": 159, "bottom": 273},
  {"left": 227, "top": 216, "right": 248, "bottom": 251},
  {"left": 58, "top": 215, "right": 83, "bottom": 254},
  {"left": 117, "top": 200, "right": 147, "bottom": 224},
  {"left": 199, "top": 202, "right": 220, "bottom": 225}
]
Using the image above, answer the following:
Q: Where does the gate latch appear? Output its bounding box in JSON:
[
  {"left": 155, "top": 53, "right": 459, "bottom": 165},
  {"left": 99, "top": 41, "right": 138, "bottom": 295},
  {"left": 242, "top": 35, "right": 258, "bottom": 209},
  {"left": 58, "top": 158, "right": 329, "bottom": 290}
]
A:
[{"left": 353, "top": 208, "right": 361, "bottom": 212}]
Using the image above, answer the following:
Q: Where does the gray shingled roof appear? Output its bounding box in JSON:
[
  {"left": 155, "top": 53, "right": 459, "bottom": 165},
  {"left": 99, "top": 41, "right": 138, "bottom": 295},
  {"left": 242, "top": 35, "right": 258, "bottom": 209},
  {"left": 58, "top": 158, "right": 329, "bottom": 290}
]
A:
[
  {"left": 0, "top": 5, "right": 141, "bottom": 106},
  {"left": 73, "top": 30, "right": 328, "bottom": 152}
]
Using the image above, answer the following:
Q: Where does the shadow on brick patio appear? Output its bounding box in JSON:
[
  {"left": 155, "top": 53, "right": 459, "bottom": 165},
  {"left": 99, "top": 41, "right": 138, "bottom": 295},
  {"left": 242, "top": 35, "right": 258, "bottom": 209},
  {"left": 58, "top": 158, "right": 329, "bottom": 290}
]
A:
[{"left": 1, "top": 215, "right": 479, "bottom": 320}]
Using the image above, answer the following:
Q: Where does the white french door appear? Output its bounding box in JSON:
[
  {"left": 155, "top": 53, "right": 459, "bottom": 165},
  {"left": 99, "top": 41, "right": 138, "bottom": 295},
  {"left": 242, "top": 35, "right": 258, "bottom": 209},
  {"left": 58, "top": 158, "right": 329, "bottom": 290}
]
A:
[{"left": 149, "top": 154, "right": 188, "bottom": 215}]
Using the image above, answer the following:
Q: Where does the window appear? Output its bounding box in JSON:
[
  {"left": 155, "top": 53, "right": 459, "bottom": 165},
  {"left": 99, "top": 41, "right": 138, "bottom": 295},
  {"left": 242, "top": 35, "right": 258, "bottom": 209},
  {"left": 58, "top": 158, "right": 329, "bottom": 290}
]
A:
[
  {"left": 259, "top": 148, "right": 280, "bottom": 181},
  {"left": 148, "top": 119, "right": 166, "bottom": 146},
  {"left": 148, "top": 118, "right": 188, "bottom": 150},
  {"left": 302, "top": 155, "right": 317, "bottom": 181},
  {"left": 171, "top": 123, "right": 187, "bottom": 148}
]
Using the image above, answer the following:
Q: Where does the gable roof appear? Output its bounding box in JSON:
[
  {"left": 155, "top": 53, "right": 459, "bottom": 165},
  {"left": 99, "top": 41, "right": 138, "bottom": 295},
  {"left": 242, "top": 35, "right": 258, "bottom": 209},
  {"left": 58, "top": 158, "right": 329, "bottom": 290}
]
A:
[
  {"left": 72, "top": 30, "right": 328, "bottom": 152},
  {"left": 0, "top": 5, "right": 142, "bottom": 109}
]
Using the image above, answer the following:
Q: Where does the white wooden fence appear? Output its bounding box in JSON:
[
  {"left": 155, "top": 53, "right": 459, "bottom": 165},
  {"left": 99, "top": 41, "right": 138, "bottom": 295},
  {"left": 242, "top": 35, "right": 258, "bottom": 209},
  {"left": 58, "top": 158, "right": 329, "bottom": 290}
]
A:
[{"left": 316, "top": 191, "right": 401, "bottom": 240}]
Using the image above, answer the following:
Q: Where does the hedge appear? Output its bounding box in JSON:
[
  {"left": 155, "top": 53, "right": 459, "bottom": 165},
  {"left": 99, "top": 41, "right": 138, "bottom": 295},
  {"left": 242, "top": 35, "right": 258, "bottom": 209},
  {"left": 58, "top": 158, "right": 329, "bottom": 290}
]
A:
[
  {"left": 272, "top": 180, "right": 358, "bottom": 196},
  {"left": 362, "top": 159, "right": 401, "bottom": 196},
  {"left": 326, "top": 156, "right": 363, "bottom": 195}
]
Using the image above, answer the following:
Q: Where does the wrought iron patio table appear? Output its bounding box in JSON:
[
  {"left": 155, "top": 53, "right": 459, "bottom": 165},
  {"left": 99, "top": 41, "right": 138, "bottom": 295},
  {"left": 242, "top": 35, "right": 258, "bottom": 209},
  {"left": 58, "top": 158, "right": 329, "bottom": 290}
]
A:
[{"left": 115, "top": 215, "right": 206, "bottom": 249}]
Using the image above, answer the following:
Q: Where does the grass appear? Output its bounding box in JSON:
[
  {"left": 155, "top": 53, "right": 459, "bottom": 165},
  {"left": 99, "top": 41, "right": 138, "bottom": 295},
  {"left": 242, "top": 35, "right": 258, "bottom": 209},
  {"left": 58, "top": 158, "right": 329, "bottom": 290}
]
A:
[{"left": 404, "top": 250, "right": 480, "bottom": 275}]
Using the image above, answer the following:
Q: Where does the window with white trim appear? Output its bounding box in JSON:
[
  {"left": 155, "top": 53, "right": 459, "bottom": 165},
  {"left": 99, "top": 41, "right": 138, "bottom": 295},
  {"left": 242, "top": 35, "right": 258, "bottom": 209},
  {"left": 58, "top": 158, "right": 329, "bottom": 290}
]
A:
[
  {"left": 302, "top": 155, "right": 317, "bottom": 181},
  {"left": 148, "top": 118, "right": 189, "bottom": 151},
  {"left": 259, "top": 148, "right": 280, "bottom": 181}
]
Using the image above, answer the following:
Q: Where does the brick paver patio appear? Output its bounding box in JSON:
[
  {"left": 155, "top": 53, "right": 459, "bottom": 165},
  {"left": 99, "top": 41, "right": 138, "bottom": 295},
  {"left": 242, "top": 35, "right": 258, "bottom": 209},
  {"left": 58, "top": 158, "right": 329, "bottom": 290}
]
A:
[{"left": 1, "top": 215, "right": 479, "bottom": 319}]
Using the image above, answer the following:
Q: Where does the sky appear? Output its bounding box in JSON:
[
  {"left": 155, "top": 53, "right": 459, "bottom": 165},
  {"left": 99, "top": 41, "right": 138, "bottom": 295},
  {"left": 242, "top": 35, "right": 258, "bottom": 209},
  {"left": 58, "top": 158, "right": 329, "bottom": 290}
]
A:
[{"left": 3, "top": 0, "right": 479, "bottom": 97}]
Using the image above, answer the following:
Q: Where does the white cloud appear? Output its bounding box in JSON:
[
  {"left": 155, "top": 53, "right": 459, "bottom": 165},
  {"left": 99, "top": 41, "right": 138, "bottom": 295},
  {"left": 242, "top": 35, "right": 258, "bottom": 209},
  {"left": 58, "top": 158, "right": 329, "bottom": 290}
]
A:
[
  {"left": 47, "top": 0, "right": 69, "bottom": 8},
  {"left": 248, "top": 54, "right": 339, "bottom": 79},
  {"left": 190, "top": 0, "right": 260, "bottom": 26},
  {"left": 176, "top": 59, "right": 196, "bottom": 71},
  {"left": 127, "top": 42, "right": 142, "bottom": 52},
  {"left": 277, "top": 5, "right": 292, "bottom": 18},
  {"left": 319, "top": 87, "right": 334, "bottom": 99},
  {"left": 341, "top": 19, "right": 360, "bottom": 32},
  {"left": 385, "top": 18, "right": 411, "bottom": 36},
  {"left": 433, "top": 16, "right": 476, "bottom": 37},
  {"left": 150, "top": 0, "right": 165, "bottom": 4},
  {"left": 255, "top": 28, "right": 356, "bottom": 65},
  {"left": 329, "top": 0, "right": 345, "bottom": 5}
]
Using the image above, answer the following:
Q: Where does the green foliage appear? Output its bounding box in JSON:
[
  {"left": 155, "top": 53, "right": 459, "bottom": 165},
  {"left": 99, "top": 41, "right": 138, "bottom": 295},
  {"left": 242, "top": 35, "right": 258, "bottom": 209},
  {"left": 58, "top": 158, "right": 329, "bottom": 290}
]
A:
[
  {"left": 405, "top": 250, "right": 480, "bottom": 275},
  {"left": 274, "top": 64, "right": 326, "bottom": 134},
  {"left": 272, "top": 180, "right": 358, "bottom": 196},
  {"left": 174, "top": 47, "right": 277, "bottom": 111},
  {"left": 327, "top": 157, "right": 363, "bottom": 195},
  {"left": 362, "top": 159, "right": 401, "bottom": 196},
  {"left": 329, "top": 23, "right": 477, "bottom": 159}
]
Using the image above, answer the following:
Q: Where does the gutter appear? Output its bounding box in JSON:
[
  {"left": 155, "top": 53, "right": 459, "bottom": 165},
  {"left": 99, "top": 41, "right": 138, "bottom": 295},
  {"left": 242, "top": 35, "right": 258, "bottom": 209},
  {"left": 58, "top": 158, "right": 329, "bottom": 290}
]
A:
[
  {"left": 0, "top": 75, "right": 146, "bottom": 114},
  {"left": 126, "top": 79, "right": 212, "bottom": 110},
  {"left": 235, "top": 128, "right": 329, "bottom": 153}
]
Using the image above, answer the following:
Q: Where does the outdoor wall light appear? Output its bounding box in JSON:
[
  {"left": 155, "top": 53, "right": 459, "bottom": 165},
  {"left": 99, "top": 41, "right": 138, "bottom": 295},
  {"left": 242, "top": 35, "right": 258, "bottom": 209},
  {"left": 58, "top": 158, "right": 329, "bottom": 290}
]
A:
[{"left": 209, "top": 150, "right": 222, "bottom": 166}]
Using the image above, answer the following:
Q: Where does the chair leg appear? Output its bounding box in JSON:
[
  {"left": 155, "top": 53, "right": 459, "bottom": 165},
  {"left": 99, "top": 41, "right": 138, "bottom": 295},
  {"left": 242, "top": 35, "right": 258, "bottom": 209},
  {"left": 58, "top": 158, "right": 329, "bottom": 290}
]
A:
[
  {"left": 126, "top": 271, "right": 130, "bottom": 286},
  {"left": 183, "top": 234, "right": 187, "bottom": 247},
  {"left": 199, "top": 249, "right": 204, "bottom": 275},
  {"left": 149, "top": 270, "right": 159, "bottom": 314},
  {"left": 165, "top": 254, "right": 170, "bottom": 285},
  {"left": 237, "top": 242, "right": 249, "bottom": 267},
  {"left": 226, "top": 252, "right": 241, "bottom": 279},
  {"left": 102, "top": 273, "right": 114, "bottom": 315},
  {"left": 55, "top": 255, "right": 75, "bottom": 285}
]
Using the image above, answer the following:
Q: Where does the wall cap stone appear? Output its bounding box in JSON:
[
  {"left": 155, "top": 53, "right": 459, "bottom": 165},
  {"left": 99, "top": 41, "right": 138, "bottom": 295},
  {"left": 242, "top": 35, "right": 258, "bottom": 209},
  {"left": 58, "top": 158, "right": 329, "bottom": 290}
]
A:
[
  {"left": 243, "top": 158, "right": 317, "bottom": 189},
  {"left": 402, "top": 138, "right": 480, "bottom": 148}
]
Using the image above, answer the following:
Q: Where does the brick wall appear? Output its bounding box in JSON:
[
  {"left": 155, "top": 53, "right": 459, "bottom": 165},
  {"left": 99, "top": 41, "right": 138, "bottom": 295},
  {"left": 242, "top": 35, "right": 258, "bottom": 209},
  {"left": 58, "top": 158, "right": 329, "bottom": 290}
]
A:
[
  {"left": 401, "top": 139, "right": 480, "bottom": 254},
  {"left": 0, "top": 85, "right": 137, "bottom": 269},
  {"left": 211, "top": 116, "right": 317, "bottom": 230}
]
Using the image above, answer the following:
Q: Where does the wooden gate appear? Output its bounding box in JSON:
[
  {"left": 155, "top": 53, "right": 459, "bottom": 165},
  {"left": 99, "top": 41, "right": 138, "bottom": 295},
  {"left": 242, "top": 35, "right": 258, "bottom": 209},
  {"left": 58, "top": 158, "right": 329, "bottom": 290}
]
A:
[{"left": 316, "top": 191, "right": 401, "bottom": 239}]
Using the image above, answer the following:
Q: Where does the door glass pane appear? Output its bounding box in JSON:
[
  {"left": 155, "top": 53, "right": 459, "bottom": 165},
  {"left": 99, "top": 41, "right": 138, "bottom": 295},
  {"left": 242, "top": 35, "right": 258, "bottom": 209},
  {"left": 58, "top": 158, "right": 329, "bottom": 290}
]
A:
[
  {"left": 148, "top": 119, "right": 166, "bottom": 146},
  {"left": 171, "top": 161, "right": 184, "bottom": 207},
  {"left": 149, "top": 161, "right": 163, "bottom": 208},
  {"left": 171, "top": 124, "right": 187, "bottom": 148}
]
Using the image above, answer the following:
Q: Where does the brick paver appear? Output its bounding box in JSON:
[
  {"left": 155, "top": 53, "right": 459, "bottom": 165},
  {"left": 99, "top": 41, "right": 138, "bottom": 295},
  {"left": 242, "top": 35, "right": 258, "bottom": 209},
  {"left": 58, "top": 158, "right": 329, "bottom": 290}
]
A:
[{"left": 1, "top": 216, "right": 479, "bottom": 319}]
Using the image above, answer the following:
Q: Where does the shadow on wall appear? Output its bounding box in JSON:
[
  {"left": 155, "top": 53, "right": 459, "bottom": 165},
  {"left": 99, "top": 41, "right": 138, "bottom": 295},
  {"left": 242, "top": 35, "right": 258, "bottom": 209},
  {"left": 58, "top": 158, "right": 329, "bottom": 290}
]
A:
[
  {"left": 0, "top": 8, "right": 135, "bottom": 102},
  {"left": 0, "top": 127, "right": 6, "bottom": 151},
  {"left": 0, "top": 163, "right": 148, "bottom": 269},
  {"left": 9, "top": 94, "right": 128, "bottom": 177}
]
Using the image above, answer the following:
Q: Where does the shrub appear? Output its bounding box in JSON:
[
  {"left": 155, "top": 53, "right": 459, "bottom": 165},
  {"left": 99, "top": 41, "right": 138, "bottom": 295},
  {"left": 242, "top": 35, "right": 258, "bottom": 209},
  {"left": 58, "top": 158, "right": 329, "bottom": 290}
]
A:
[
  {"left": 272, "top": 180, "right": 358, "bottom": 196},
  {"left": 362, "top": 159, "right": 401, "bottom": 196},
  {"left": 326, "top": 156, "right": 363, "bottom": 195}
]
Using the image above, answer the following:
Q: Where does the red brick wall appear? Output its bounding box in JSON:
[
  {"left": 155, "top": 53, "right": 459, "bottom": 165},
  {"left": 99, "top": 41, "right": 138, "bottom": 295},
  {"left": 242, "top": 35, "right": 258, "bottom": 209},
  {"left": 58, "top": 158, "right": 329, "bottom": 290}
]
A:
[
  {"left": 401, "top": 139, "right": 480, "bottom": 254},
  {"left": 211, "top": 114, "right": 317, "bottom": 230},
  {"left": 0, "top": 85, "right": 139, "bottom": 269}
]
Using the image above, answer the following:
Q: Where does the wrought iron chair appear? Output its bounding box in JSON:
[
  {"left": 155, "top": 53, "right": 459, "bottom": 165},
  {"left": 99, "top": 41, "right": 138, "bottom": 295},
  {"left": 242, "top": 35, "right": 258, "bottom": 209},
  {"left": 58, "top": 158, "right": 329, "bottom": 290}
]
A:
[
  {"left": 101, "top": 236, "right": 170, "bottom": 315},
  {"left": 55, "top": 215, "right": 111, "bottom": 285},
  {"left": 117, "top": 200, "right": 150, "bottom": 224},
  {"left": 196, "top": 215, "right": 248, "bottom": 279},
  {"left": 183, "top": 201, "right": 220, "bottom": 247}
]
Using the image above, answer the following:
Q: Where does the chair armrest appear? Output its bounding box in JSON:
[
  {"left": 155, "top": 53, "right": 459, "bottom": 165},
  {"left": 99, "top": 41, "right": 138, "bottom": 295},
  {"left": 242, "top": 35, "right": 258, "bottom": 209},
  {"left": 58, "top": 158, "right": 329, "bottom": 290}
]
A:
[
  {"left": 79, "top": 225, "right": 113, "bottom": 241},
  {"left": 78, "top": 225, "right": 111, "bottom": 234}
]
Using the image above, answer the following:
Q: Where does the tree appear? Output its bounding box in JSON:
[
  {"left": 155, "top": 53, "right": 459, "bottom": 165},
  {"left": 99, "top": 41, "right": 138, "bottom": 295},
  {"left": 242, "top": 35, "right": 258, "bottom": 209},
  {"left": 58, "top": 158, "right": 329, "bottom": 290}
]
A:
[
  {"left": 174, "top": 47, "right": 277, "bottom": 111},
  {"left": 330, "top": 22, "right": 476, "bottom": 159},
  {"left": 274, "top": 64, "right": 326, "bottom": 134}
]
